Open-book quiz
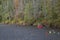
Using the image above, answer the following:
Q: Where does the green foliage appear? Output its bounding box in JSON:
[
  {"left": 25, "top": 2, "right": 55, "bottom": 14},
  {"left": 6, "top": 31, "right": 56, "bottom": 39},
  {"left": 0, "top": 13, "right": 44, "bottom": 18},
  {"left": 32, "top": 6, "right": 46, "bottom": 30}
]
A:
[
  {"left": 0, "top": 15, "right": 2, "bottom": 22},
  {"left": 24, "top": 2, "right": 33, "bottom": 24},
  {"left": 0, "top": 1, "right": 2, "bottom": 5}
]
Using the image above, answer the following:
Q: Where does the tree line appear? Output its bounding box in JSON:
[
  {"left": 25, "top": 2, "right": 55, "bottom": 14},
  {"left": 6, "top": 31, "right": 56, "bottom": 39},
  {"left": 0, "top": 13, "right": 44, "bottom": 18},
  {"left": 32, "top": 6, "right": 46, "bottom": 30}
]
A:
[{"left": 0, "top": 0, "right": 60, "bottom": 28}]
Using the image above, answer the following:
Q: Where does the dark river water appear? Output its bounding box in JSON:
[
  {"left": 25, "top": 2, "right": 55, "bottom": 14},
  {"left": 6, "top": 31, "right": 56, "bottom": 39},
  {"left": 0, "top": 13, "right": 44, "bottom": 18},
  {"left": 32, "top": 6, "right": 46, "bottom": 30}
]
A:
[{"left": 0, "top": 24, "right": 60, "bottom": 40}]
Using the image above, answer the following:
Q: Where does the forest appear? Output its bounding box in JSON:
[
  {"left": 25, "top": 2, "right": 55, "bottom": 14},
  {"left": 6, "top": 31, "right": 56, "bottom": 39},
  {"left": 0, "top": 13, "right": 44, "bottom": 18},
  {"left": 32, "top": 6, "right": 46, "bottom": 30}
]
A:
[{"left": 0, "top": 0, "right": 60, "bottom": 28}]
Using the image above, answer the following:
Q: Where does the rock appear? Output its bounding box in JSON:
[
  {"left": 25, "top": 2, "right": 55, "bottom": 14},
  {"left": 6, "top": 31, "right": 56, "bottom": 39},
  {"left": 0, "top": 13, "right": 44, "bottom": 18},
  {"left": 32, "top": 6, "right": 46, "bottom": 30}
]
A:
[{"left": 49, "top": 31, "right": 52, "bottom": 34}]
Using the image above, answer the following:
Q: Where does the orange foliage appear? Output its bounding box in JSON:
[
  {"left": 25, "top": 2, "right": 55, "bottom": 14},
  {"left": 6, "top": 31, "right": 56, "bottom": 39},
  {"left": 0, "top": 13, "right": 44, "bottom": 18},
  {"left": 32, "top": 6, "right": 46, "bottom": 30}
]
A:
[
  {"left": 14, "top": 0, "right": 19, "bottom": 9},
  {"left": 42, "top": 20, "right": 48, "bottom": 25}
]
